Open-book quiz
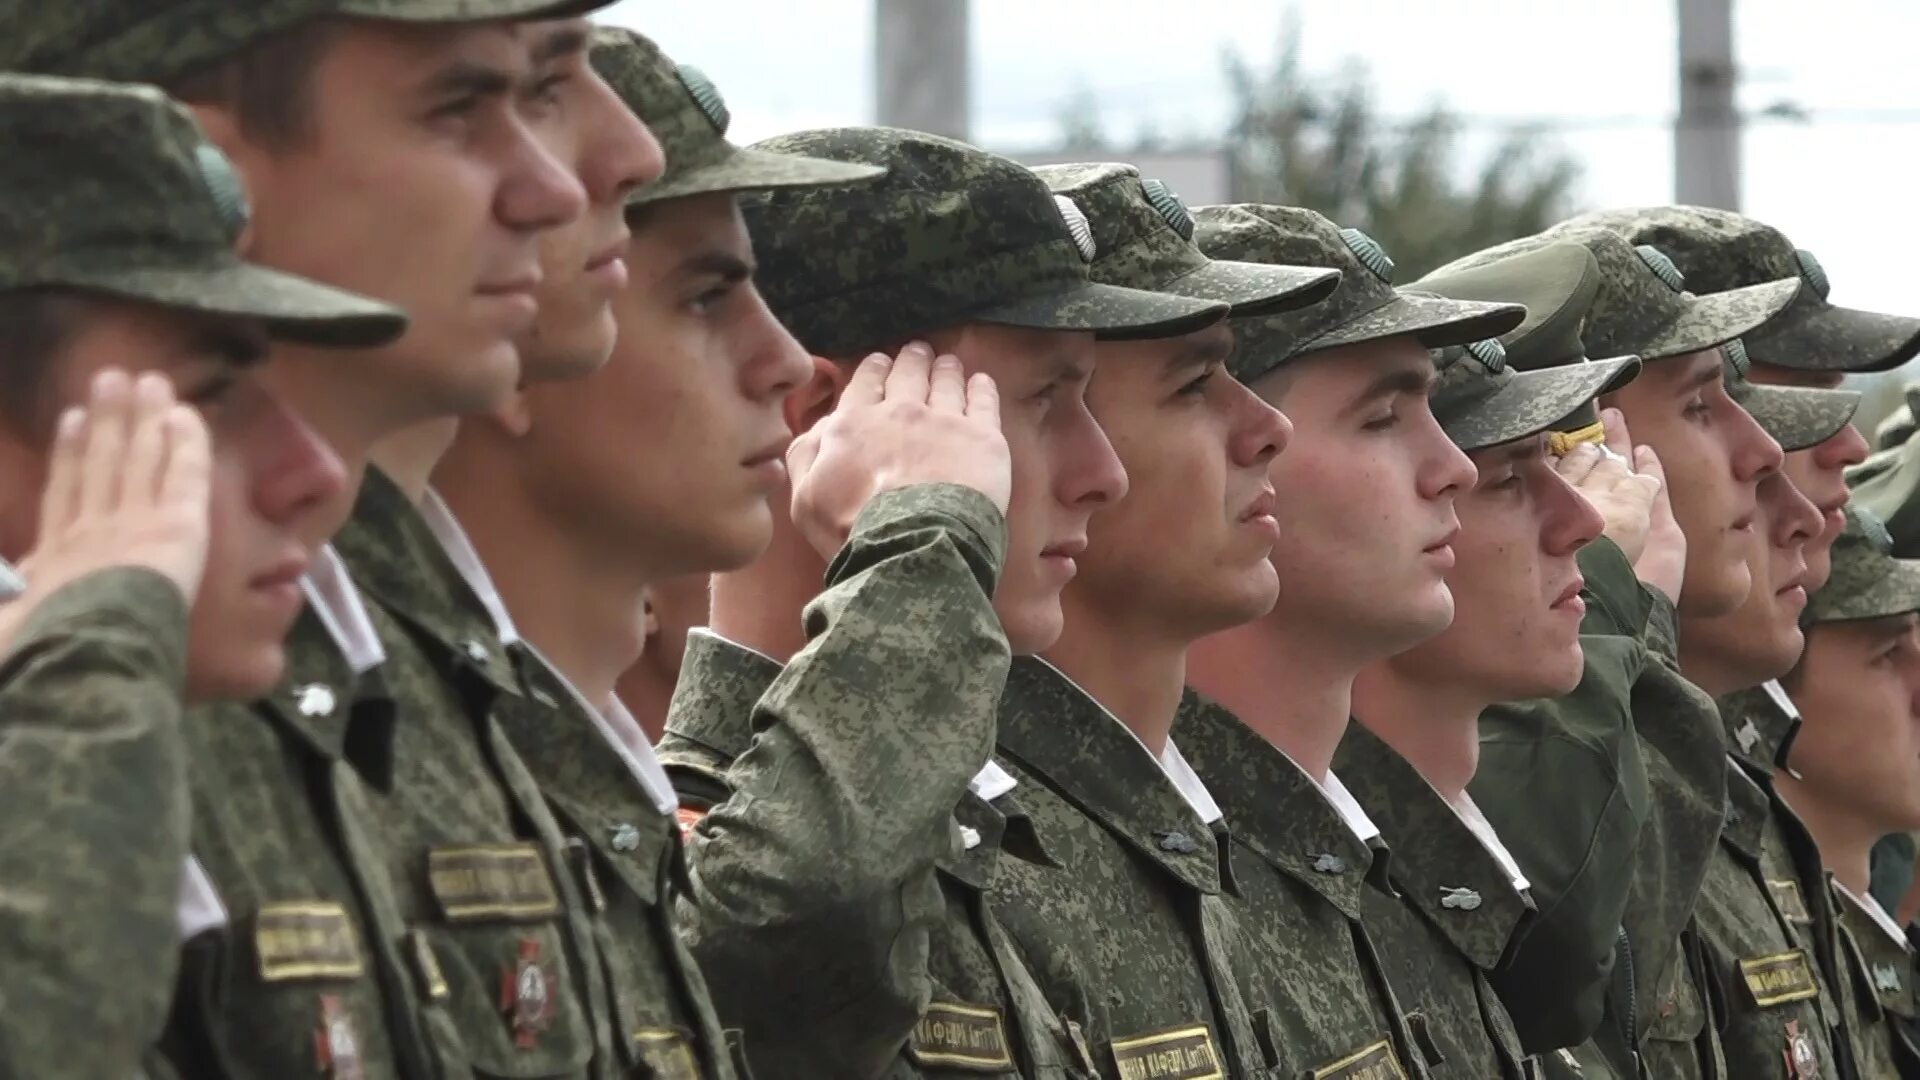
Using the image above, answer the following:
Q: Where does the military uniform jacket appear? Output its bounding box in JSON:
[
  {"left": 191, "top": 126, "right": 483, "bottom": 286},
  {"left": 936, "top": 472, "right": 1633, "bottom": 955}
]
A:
[
  {"left": 1698, "top": 687, "right": 1852, "bottom": 1080},
  {"left": 1173, "top": 692, "right": 1427, "bottom": 1080},
  {"left": 0, "top": 568, "right": 191, "bottom": 1080},
  {"left": 1333, "top": 723, "right": 1540, "bottom": 1079},
  {"left": 659, "top": 628, "right": 1088, "bottom": 1078},
  {"left": 1830, "top": 884, "right": 1920, "bottom": 1077},
  {"left": 660, "top": 485, "right": 1052, "bottom": 1079},
  {"left": 164, "top": 470, "right": 629, "bottom": 1079},
  {"left": 1472, "top": 539, "right": 1657, "bottom": 1056},
  {"left": 990, "top": 660, "right": 1264, "bottom": 1079}
]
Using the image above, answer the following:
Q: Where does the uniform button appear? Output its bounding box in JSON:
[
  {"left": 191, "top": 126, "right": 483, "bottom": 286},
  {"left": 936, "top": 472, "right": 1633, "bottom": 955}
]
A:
[
  {"left": 295, "top": 684, "right": 336, "bottom": 718},
  {"left": 609, "top": 824, "right": 642, "bottom": 852},
  {"left": 1311, "top": 852, "right": 1346, "bottom": 874},
  {"left": 1157, "top": 830, "right": 1200, "bottom": 854},
  {"left": 463, "top": 639, "right": 490, "bottom": 664}
]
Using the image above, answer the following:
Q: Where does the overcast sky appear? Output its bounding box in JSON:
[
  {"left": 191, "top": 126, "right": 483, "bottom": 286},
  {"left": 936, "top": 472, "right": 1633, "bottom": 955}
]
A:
[{"left": 602, "top": 1, "right": 1920, "bottom": 326}]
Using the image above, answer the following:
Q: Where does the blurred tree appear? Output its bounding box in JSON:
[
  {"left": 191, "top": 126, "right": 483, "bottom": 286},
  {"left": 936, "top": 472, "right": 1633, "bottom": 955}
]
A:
[{"left": 1222, "top": 12, "right": 1582, "bottom": 279}]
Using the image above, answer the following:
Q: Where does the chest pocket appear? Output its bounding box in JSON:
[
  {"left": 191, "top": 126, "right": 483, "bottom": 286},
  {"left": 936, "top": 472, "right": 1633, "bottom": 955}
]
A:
[{"left": 413, "top": 843, "right": 595, "bottom": 1078}]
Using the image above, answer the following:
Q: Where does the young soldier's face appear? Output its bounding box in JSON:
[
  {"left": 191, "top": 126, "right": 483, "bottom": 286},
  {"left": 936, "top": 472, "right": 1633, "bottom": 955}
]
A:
[
  {"left": 1601, "top": 349, "right": 1782, "bottom": 616},
  {"left": 515, "top": 192, "right": 807, "bottom": 579},
  {"left": 1254, "top": 335, "right": 1475, "bottom": 655},
  {"left": 212, "top": 20, "right": 585, "bottom": 418},
  {"left": 1789, "top": 614, "right": 1920, "bottom": 831},
  {"left": 923, "top": 324, "right": 1127, "bottom": 654},
  {"left": 9, "top": 302, "right": 344, "bottom": 700},
  {"left": 1779, "top": 427, "right": 1870, "bottom": 591},
  {"left": 1063, "top": 322, "right": 1287, "bottom": 640},
  {"left": 518, "top": 21, "right": 664, "bottom": 382},
  {"left": 1682, "top": 471, "right": 1822, "bottom": 689},
  {"left": 1389, "top": 433, "right": 1601, "bottom": 698}
]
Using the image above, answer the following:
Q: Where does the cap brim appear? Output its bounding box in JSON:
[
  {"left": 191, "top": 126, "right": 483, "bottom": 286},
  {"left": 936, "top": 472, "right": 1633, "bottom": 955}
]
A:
[
  {"left": 1441, "top": 355, "right": 1641, "bottom": 451},
  {"left": 975, "top": 279, "right": 1227, "bottom": 340},
  {"left": 1810, "top": 558, "right": 1920, "bottom": 623},
  {"left": 1163, "top": 260, "right": 1341, "bottom": 319},
  {"left": 1747, "top": 301, "right": 1920, "bottom": 374},
  {"left": 1308, "top": 292, "right": 1526, "bottom": 353},
  {"left": 62, "top": 259, "right": 407, "bottom": 349},
  {"left": 1736, "top": 383, "right": 1861, "bottom": 453},
  {"left": 1636, "top": 277, "right": 1799, "bottom": 360},
  {"left": 629, "top": 148, "right": 886, "bottom": 208},
  {"left": 340, "top": 0, "right": 616, "bottom": 21}
]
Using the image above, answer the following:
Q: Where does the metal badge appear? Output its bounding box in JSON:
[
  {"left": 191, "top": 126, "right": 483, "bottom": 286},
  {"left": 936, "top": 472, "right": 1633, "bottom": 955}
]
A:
[
  {"left": 1794, "top": 249, "right": 1831, "bottom": 301},
  {"left": 314, "top": 994, "right": 365, "bottom": 1080},
  {"left": 1439, "top": 886, "right": 1483, "bottom": 911},
  {"left": 674, "top": 63, "right": 731, "bottom": 135},
  {"left": 500, "top": 938, "right": 557, "bottom": 1049},
  {"left": 194, "top": 143, "right": 250, "bottom": 236},
  {"left": 1466, "top": 338, "right": 1508, "bottom": 372},
  {"left": 1054, "top": 195, "right": 1098, "bottom": 262},
  {"left": 1340, "top": 227, "right": 1396, "bottom": 283},
  {"left": 1142, "top": 179, "right": 1194, "bottom": 241},
  {"left": 1635, "top": 245, "right": 1687, "bottom": 293}
]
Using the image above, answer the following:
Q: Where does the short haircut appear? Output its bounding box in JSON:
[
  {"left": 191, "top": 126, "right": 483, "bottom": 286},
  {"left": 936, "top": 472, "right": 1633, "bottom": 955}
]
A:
[{"left": 165, "top": 21, "right": 339, "bottom": 150}]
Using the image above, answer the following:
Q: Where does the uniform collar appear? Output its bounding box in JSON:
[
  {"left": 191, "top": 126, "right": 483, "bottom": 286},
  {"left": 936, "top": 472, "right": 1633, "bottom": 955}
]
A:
[
  {"left": 416, "top": 489, "right": 519, "bottom": 646},
  {"left": 176, "top": 856, "right": 227, "bottom": 942},
  {"left": 997, "top": 658, "right": 1228, "bottom": 896},
  {"left": 1719, "top": 759, "right": 1771, "bottom": 863},
  {"left": 1334, "top": 722, "right": 1536, "bottom": 971},
  {"left": 301, "top": 544, "right": 384, "bottom": 675},
  {"left": 1834, "top": 879, "right": 1920, "bottom": 1019},
  {"left": 257, "top": 599, "right": 397, "bottom": 779},
  {"left": 1174, "top": 690, "right": 1377, "bottom": 920},
  {"left": 1717, "top": 681, "right": 1802, "bottom": 775},
  {"left": 518, "top": 640, "right": 678, "bottom": 816}
]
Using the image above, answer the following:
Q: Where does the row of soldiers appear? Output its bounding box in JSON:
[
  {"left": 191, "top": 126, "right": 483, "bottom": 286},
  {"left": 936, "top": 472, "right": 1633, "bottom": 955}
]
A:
[{"left": 4, "top": 1, "right": 1920, "bottom": 1078}]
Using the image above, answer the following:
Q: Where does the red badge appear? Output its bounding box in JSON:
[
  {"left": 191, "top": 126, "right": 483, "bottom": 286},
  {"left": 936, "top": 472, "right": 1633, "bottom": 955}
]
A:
[
  {"left": 313, "top": 994, "right": 365, "bottom": 1080},
  {"left": 499, "top": 937, "right": 557, "bottom": 1049},
  {"left": 1782, "top": 1019, "right": 1818, "bottom": 1078}
]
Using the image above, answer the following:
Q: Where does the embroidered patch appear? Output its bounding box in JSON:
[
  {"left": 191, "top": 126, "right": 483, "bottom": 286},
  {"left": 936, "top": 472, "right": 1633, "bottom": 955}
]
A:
[
  {"left": 907, "top": 1001, "right": 1015, "bottom": 1071},
  {"left": 426, "top": 844, "right": 561, "bottom": 923},
  {"left": 1768, "top": 879, "right": 1812, "bottom": 924},
  {"left": 314, "top": 993, "right": 365, "bottom": 1080},
  {"left": 1740, "top": 948, "right": 1821, "bottom": 1007},
  {"left": 633, "top": 1028, "right": 701, "bottom": 1080},
  {"left": 499, "top": 937, "right": 556, "bottom": 1049},
  {"left": 1783, "top": 1018, "right": 1819, "bottom": 1077},
  {"left": 1311, "top": 1038, "right": 1410, "bottom": 1080},
  {"left": 1110, "top": 1024, "right": 1223, "bottom": 1080},
  {"left": 255, "top": 902, "right": 364, "bottom": 983}
]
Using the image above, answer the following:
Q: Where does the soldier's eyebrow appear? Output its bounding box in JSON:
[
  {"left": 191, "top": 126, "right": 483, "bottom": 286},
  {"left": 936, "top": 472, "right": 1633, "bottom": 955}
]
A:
[
  {"left": 678, "top": 250, "right": 754, "bottom": 284},
  {"left": 1162, "top": 334, "right": 1233, "bottom": 377},
  {"left": 1344, "top": 366, "right": 1434, "bottom": 412},
  {"left": 421, "top": 61, "right": 517, "bottom": 105},
  {"left": 529, "top": 23, "right": 590, "bottom": 67}
]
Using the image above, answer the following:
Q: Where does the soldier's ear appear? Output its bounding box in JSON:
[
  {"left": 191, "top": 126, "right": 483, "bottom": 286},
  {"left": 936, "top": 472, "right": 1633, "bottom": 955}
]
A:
[{"left": 782, "top": 355, "right": 847, "bottom": 438}]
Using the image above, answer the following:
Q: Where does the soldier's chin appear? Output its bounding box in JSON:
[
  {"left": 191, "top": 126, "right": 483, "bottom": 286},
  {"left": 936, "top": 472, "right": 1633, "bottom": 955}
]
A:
[
  {"left": 995, "top": 596, "right": 1064, "bottom": 658},
  {"left": 186, "top": 643, "right": 287, "bottom": 705}
]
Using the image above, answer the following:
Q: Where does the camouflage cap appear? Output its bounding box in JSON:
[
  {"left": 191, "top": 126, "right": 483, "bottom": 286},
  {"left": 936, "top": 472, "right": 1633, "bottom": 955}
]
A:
[
  {"left": 1033, "top": 164, "right": 1339, "bottom": 318},
  {"left": 1566, "top": 206, "right": 1920, "bottom": 373},
  {"left": 1428, "top": 338, "right": 1638, "bottom": 452},
  {"left": 1, "top": 0, "right": 612, "bottom": 84},
  {"left": 1192, "top": 204, "right": 1524, "bottom": 383},
  {"left": 1850, "top": 432, "right": 1920, "bottom": 557},
  {"left": 740, "top": 128, "right": 1228, "bottom": 358},
  {"left": 1804, "top": 505, "right": 1920, "bottom": 624},
  {"left": 1428, "top": 225, "right": 1800, "bottom": 363},
  {"left": 590, "top": 28, "right": 883, "bottom": 209},
  {"left": 1720, "top": 339, "right": 1859, "bottom": 453},
  {"left": 1873, "top": 382, "right": 1920, "bottom": 451},
  {"left": 0, "top": 74, "right": 404, "bottom": 348}
]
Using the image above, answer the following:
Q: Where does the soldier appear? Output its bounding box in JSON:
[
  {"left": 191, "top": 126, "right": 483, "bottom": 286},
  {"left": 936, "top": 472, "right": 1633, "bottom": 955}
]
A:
[
  {"left": 2, "top": 2, "right": 692, "bottom": 1076},
  {"left": 0, "top": 74, "right": 404, "bottom": 1078},
  {"left": 1777, "top": 506, "right": 1920, "bottom": 1076},
  {"left": 664, "top": 127, "right": 1232, "bottom": 1076},
  {"left": 1432, "top": 224, "right": 1804, "bottom": 1079}
]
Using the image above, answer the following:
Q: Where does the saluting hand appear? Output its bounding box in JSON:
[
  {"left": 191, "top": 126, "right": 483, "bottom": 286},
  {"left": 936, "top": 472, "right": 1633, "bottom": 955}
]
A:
[{"left": 787, "top": 341, "right": 1011, "bottom": 559}]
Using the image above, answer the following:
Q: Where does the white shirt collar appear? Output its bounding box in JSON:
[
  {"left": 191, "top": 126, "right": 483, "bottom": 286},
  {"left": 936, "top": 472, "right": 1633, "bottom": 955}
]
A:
[
  {"left": 1448, "top": 789, "right": 1531, "bottom": 892},
  {"left": 1318, "top": 767, "right": 1382, "bottom": 844},
  {"left": 417, "top": 490, "right": 519, "bottom": 645},
  {"left": 969, "top": 760, "right": 1019, "bottom": 803},
  {"left": 176, "top": 856, "right": 227, "bottom": 941},
  {"left": 1838, "top": 880, "right": 1912, "bottom": 949},
  {"left": 1762, "top": 678, "right": 1800, "bottom": 721},
  {"left": 523, "top": 639, "right": 679, "bottom": 816},
  {"left": 299, "top": 545, "right": 385, "bottom": 675},
  {"left": 1037, "top": 660, "right": 1223, "bottom": 825}
]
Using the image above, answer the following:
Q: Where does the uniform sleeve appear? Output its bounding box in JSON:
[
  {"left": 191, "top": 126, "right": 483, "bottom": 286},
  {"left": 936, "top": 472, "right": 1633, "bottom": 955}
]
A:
[
  {"left": 1472, "top": 539, "right": 1655, "bottom": 1054},
  {"left": 674, "top": 484, "right": 1011, "bottom": 1080},
  {"left": 0, "top": 567, "right": 193, "bottom": 1080}
]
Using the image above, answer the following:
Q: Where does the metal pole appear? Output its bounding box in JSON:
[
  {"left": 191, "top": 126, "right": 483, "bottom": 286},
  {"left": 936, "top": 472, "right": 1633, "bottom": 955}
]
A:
[
  {"left": 874, "top": 0, "right": 971, "bottom": 141},
  {"left": 1675, "top": 0, "right": 1740, "bottom": 208}
]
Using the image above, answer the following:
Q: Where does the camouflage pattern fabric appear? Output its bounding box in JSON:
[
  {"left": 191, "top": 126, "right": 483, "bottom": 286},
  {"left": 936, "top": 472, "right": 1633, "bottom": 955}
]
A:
[
  {"left": 1428, "top": 339, "right": 1638, "bottom": 452},
  {"left": 0, "top": 73, "right": 402, "bottom": 346},
  {"left": 661, "top": 486, "right": 1044, "bottom": 1079},
  {"left": 740, "top": 127, "right": 1226, "bottom": 358},
  {"left": 589, "top": 28, "right": 884, "bottom": 208},
  {"left": 1830, "top": 884, "right": 1920, "bottom": 1077},
  {"left": 1190, "top": 203, "right": 1523, "bottom": 383},
  {"left": 1805, "top": 505, "right": 1920, "bottom": 624},
  {"left": 1174, "top": 693, "right": 1427, "bottom": 1079},
  {"left": 1331, "top": 724, "right": 1539, "bottom": 1079},
  {"left": 0, "top": 0, "right": 614, "bottom": 84},
  {"left": 990, "top": 659, "right": 1265, "bottom": 1077},
  {"left": 1035, "top": 163, "right": 1338, "bottom": 317},
  {"left": 0, "top": 569, "right": 191, "bottom": 1080},
  {"left": 1565, "top": 206, "right": 1920, "bottom": 373},
  {"left": 659, "top": 629, "right": 1089, "bottom": 1079},
  {"left": 1428, "top": 224, "right": 1800, "bottom": 363},
  {"left": 1722, "top": 342, "right": 1860, "bottom": 453}
]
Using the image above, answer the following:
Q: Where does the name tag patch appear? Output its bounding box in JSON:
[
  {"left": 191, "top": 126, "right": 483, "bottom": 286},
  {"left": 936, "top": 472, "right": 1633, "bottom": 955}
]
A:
[
  {"left": 254, "top": 901, "right": 364, "bottom": 983},
  {"left": 1312, "top": 1039, "right": 1411, "bottom": 1080},
  {"left": 1110, "top": 1024, "right": 1222, "bottom": 1080},
  {"left": 633, "top": 1028, "right": 701, "bottom": 1080},
  {"left": 1741, "top": 948, "right": 1821, "bottom": 1007},
  {"left": 1768, "top": 879, "right": 1812, "bottom": 924},
  {"left": 426, "top": 844, "right": 561, "bottom": 923},
  {"left": 908, "top": 1001, "right": 1014, "bottom": 1071}
]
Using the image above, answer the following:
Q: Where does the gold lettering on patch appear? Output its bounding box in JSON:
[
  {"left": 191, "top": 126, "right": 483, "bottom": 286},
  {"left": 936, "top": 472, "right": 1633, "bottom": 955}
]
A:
[
  {"left": 425, "top": 843, "right": 561, "bottom": 923},
  {"left": 1109, "top": 1024, "right": 1223, "bottom": 1080},
  {"left": 632, "top": 1028, "right": 700, "bottom": 1080},
  {"left": 1311, "top": 1038, "right": 1411, "bottom": 1080},
  {"left": 254, "top": 901, "right": 364, "bottom": 983},
  {"left": 907, "top": 1001, "right": 1014, "bottom": 1071},
  {"left": 1740, "top": 948, "right": 1821, "bottom": 1007}
]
